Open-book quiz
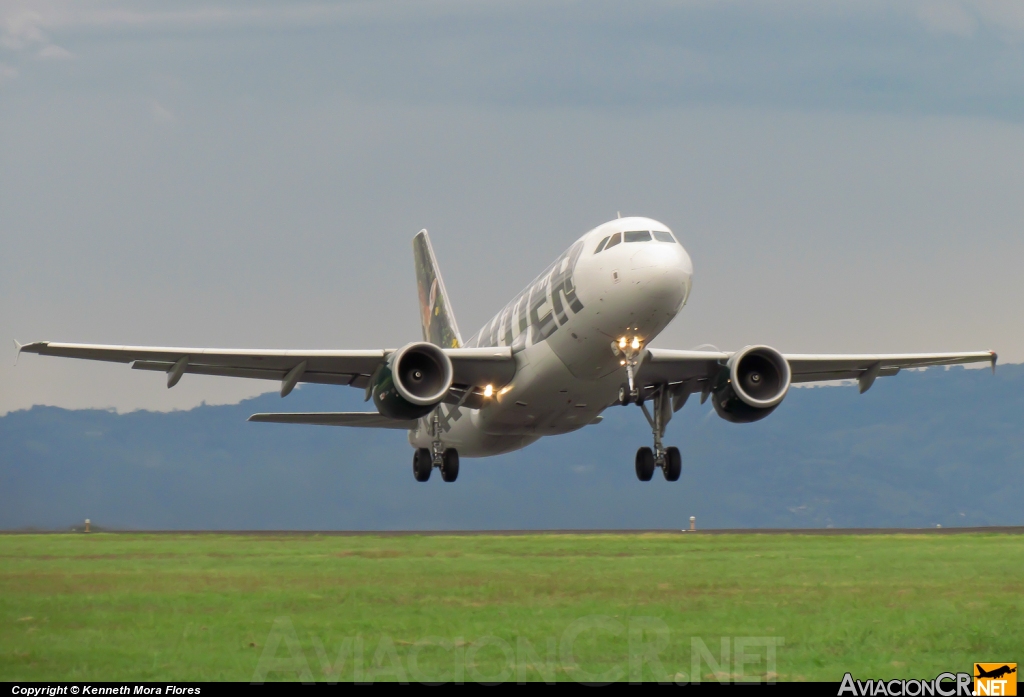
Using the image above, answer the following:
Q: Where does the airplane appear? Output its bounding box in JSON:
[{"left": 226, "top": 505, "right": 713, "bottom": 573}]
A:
[
  {"left": 17, "top": 216, "right": 997, "bottom": 483},
  {"left": 975, "top": 665, "right": 1016, "bottom": 680}
]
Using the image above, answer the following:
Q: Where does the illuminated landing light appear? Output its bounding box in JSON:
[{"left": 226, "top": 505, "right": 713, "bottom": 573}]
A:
[
  {"left": 484, "top": 384, "right": 494, "bottom": 398},
  {"left": 618, "top": 337, "right": 627, "bottom": 349},
  {"left": 631, "top": 337, "right": 641, "bottom": 350}
]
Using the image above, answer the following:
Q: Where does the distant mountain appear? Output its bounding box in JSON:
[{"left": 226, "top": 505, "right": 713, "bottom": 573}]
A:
[{"left": 1, "top": 364, "right": 1022, "bottom": 530}]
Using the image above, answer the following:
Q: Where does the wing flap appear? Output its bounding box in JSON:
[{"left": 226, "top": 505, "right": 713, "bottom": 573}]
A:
[
  {"left": 637, "top": 349, "right": 728, "bottom": 385},
  {"left": 247, "top": 412, "right": 416, "bottom": 429},
  {"left": 445, "top": 347, "right": 516, "bottom": 387},
  {"left": 790, "top": 367, "right": 900, "bottom": 384},
  {"left": 131, "top": 361, "right": 358, "bottom": 386}
]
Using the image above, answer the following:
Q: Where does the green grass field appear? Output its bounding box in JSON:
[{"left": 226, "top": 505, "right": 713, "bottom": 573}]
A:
[{"left": 1, "top": 532, "right": 1020, "bottom": 682}]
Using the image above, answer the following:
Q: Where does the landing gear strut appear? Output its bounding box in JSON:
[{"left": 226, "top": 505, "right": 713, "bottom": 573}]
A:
[
  {"left": 412, "top": 409, "right": 459, "bottom": 482},
  {"left": 632, "top": 384, "right": 683, "bottom": 482}
]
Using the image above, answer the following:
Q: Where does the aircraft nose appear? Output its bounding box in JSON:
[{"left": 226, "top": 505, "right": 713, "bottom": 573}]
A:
[{"left": 630, "top": 243, "right": 692, "bottom": 311}]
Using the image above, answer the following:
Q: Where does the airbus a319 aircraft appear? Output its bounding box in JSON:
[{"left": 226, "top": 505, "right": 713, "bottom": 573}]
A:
[{"left": 18, "top": 217, "right": 996, "bottom": 483}]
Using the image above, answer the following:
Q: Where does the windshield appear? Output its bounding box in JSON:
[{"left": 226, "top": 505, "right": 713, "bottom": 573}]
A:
[{"left": 624, "top": 230, "right": 652, "bottom": 243}]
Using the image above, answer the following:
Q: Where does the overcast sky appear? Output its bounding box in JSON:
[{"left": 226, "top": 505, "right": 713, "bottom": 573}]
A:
[{"left": 2, "top": 0, "right": 1022, "bottom": 415}]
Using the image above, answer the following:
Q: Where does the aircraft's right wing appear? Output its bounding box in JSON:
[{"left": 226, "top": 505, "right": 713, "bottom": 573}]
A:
[
  {"left": 16, "top": 341, "right": 515, "bottom": 403},
  {"left": 248, "top": 412, "right": 417, "bottom": 429}
]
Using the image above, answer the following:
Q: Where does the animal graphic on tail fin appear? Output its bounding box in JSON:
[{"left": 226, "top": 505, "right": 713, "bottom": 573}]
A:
[{"left": 413, "top": 230, "right": 463, "bottom": 348}]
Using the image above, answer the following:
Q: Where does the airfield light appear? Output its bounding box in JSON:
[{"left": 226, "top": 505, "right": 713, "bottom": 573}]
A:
[
  {"left": 631, "top": 337, "right": 641, "bottom": 350},
  {"left": 484, "top": 384, "right": 494, "bottom": 398}
]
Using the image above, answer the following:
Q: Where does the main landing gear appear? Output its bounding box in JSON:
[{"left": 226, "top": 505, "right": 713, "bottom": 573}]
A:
[
  {"left": 413, "top": 447, "right": 459, "bottom": 482},
  {"left": 623, "top": 383, "right": 683, "bottom": 482},
  {"left": 413, "top": 409, "right": 459, "bottom": 482}
]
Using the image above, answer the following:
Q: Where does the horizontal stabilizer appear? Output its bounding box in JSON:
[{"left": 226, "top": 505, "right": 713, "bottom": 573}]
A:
[{"left": 247, "top": 412, "right": 417, "bottom": 430}]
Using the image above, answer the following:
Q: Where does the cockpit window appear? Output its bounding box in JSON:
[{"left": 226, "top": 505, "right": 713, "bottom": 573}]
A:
[
  {"left": 624, "top": 230, "right": 652, "bottom": 243},
  {"left": 594, "top": 236, "right": 610, "bottom": 253},
  {"left": 653, "top": 230, "right": 675, "bottom": 243},
  {"left": 605, "top": 232, "right": 621, "bottom": 249}
]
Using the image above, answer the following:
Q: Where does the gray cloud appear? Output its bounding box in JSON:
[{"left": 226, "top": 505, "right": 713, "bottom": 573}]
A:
[
  {"left": 6, "top": 1, "right": 1024, "bottom": 119},
  {"left": 2, "top": 1, "right": 1022, "bottom": 415}
]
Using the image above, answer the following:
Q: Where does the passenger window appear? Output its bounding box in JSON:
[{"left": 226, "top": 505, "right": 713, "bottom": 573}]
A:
[
  {"left": 653, "top": 230, "right": 675, "bottom": 243},
  {"left": 624, "top": 230, "right": 652, "bottom": 243},
  {"left": 594, "top": 236, "right": 610, "bottom": 253},
  {"left": 605, "top": 232, "right": 621, "bottom": 249}
]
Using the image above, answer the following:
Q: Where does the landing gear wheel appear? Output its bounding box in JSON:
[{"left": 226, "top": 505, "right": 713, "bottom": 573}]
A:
[
  {"left": 663, "top": 446, "right": 681, "bottom": 481},
  {"left": 618, "top": 383, "right": 643, "bottom": 406},
  {"left": 413, "top": 448, "right": 432, "bottom": 482},
  {"left": 441, "top": 448, "right": 460, "bottom": 482},
  {"left": 618, "top": 383, "right": 631, "bottom": 406},
  {"left": 635, "top": 446, "right": 655, "bottom": 481}
]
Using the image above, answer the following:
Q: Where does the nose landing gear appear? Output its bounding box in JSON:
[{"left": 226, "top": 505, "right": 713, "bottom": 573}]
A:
[
  {"left": 612, "top": 337, "right": 644, "bottom": 405},
  {"left": 629, "top": 384, "right": 684, "bottom": 482}
]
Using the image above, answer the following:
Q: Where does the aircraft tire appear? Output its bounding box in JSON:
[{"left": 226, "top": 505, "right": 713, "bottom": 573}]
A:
[
  {"left": 441, "top": 448, "right": 460, "bottom": 482},
  {"left": 413, "top": 448, "right": 432, "bottom": 482},
  {"left": 664, "top": 447, "right": 682, "bottom": 481},
  {"left": 635, "top": 447, "right": 655, "bottom": 481},
  {"left": 618, "top": 383, "right": 631, "bottom": 406}
]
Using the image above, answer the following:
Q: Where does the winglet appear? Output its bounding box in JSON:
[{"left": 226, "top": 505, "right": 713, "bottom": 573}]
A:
[
  {"left": 991, "top": 351, "right": 998, "bottom": 374},
  {"left": 13, "top": 340, "right": 23, "bottom": 365}
]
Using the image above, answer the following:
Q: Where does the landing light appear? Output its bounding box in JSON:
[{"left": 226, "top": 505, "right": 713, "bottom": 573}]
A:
[
  {"left": 484, "top": 384, "right": 494, "bottom": 398},
  {"left": 618, "top": 337, "right": 627, "bottom": 349},
  {"left": 631, "top": 337, "right": 641, "bottom": 350}
]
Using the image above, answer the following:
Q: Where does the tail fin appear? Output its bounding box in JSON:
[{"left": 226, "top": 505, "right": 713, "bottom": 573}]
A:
[{"left": 413, "top": 230, "right": 463, "bottom": 348}]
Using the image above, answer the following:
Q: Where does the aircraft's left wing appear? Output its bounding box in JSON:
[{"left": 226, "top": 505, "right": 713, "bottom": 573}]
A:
[
  {"left": 637, "top": 348, "right": 997, "bottom": 398},
  {"left": 782, "top": 351, "right": 997, "bottom": 385},
  {"left": 15, "top": 341, "right": 515, "bottom": 403}
]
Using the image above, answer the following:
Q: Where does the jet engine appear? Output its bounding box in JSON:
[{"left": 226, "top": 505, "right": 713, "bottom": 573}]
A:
[
  {"left": 372, "top": 342, "right": 454, "bottom": 420},
  {"left": 711, "top": 345, "right": 791, "bottom": 423}
]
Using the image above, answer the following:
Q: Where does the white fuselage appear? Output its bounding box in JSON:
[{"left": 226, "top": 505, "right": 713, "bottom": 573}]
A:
[{"left": 409, "top": 217, "right": 693, "bottom": 457}]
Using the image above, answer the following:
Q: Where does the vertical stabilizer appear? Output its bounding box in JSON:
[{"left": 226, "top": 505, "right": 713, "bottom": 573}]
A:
[{"left": 413, "top": 230, "right": 463, "bottom": 348}]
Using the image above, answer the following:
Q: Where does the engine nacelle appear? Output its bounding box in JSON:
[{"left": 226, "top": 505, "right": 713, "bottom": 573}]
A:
[
  {"left": 711, "top": 345, "right": 791, "bottom": 424},
  {"left": 372, "top": 342, "right": 454, "bottom": 420}
]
